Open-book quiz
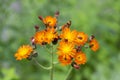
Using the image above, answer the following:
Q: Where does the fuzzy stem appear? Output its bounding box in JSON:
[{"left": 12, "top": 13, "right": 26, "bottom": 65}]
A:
[
  {"left": 33, "top": 58, "right": 52, "bottom": 70},
  {"left": 64, "top": 67, "right": 73, "bottom": 80},
  {"left": 50, "top": 45, "right": 54, "bottom": 80}
]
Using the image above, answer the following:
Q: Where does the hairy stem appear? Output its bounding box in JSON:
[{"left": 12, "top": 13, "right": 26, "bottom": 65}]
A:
[
  {"left": 33, "top": 58, "right": 52, "bottom": 70},
  {"left": 50, "top": 45, "right": 54, "bottom": 80},
  {"left": 64, "top": 67, "right": 73, "bottom": 80}
]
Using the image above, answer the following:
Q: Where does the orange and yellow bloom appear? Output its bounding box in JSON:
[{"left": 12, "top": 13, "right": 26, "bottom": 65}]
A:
[
  {"left": 14, "top": 45, "right": 33, "bottom": 60},
  {"left": 75, "top": 32, "right": 88, "bottom": 45},
  {"left": 34, "top": 30, "right": 46, "bottom": 45},
  {"left": 74, "top": 51, "right": 87, "bottom": 65},
  {"left": 89, "top": 39, "right": 99, "bottom": 51},
  {"left": 58, "top": 55, "right": 72, "bottom": 65},
  {"left": 43, "top": 16, "right": 57, "bottom": 28},
  {"left": 44, "top": 28, "right": 58, "bottom": 44},
  {"left": 60, "top": 27, "right": 77, "bottom": 42},
  {"left": 34, "top": 28, "right": 58, "bottom": 45},
  {"left": 57, "top": 41, "right": 76, "bottom": 58}
]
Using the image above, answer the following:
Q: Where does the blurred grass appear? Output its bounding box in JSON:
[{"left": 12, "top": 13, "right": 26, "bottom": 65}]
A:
[{"left": 0, "top": 0, "right": 120, "bottom": 80}]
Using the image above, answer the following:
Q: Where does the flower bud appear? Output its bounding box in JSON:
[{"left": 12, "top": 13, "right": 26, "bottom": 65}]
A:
[
  {"left": 71, "top": 62, "right": 80, "bottom": 69},
  {"left": 52, "top": 38, "right": 58, "bottom": 45},
  {"left": 89, "top": 34, "right": 95, "bottom": 42},
  {"left": 27, "top": 55, "right": 32, "bottom": 60},
  {"left": 42, "top": 42, "right": 47, "bottom": 45},
  {"left": 55, "top": 11, "right": 59, "bottom": 18},
  {"left": 30, "top": 37, "right": 35, "bottom": 44},
  {"left": 66, "top": 20, "right": 71, "bottom": 27},
  {"left": 32, "top": 52, "right": 38, "bottom": 57},
  {"left": 76, "top": 46, "right": 82, "bottom": 52},
  {"left": 38, "top": 16, "right": 43, "bottom": 21},
  {"left": 34, "top": 25, "right": 39, "bottom": 31}
]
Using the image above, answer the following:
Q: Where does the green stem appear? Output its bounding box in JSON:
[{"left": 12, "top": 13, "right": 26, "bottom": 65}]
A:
[
  {"left": 64, "top": 67, "right": 73, "bottom": 80},
  {"left": 33, "top": 58, "right": 52, "bottom": 70},
  {"left": 53, "top": 62, "right": 59, "bottom": 64},
  {"left": 42, "top": 46, "right": 51, "bottom": 54},
  {"left": 50, "top": 45, "right": 54, "bottom": 80}
]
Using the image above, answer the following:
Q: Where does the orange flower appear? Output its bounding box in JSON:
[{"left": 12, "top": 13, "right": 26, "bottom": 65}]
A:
[
  {"left": 74, "top": 32, "right": 88, "bottom": 45},
  {"left": 57, "top": 41, "right": 76, "bottom": 57},
  {"left": 43, "top": 16, "right": 57, "bottom": 28},
  {"left": 44, "top": 28, "right": 58, "bottom": 44},
  {"left": 58, "top": 55, "right": 72, "bottom": 65},
  {"left": 14, "top": 45, "right": 33, "bottom": 60},
  {"left": 89, "top": 39, "right": 99, "bottom": 51},
  {"left": 60, "top": 27, "right": 77, "bottom": 42},
  {"left": 34, "top": 30, "right": 45, "bottom": 45},
  {"left": 74, "top": 51, "right": 87, "bottom": 65}
]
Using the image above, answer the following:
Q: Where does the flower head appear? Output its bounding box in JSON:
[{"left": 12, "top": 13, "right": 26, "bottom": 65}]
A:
[
  {"left": 43, "top": 16, "right": 57, "bottom": 28},
  {"left": 44, "top": 28, "right": 58, "bottom": 44},
  {"left": 75, "top": 32, "right": 88, "bottom": 45},
  {"left": 89, "top": 39, "right": 99, "bottom": 51},
  {"left": 74, "top": 51, "right": 87, "bottom": 65},
  {"left": 60, "top": 27, "right": 77, "bottom": 42},
  {"left": 34, "top": 30, "right": 46, "bottom": 45},
  {"left": 57, "top": 41, "right": 76, "bottom": 57},
  {"left": 14, "top": 45, "right": 33, "bottom": 60},
  {"left": 58, "top": 55, "right": 72, "bottom": 65}
]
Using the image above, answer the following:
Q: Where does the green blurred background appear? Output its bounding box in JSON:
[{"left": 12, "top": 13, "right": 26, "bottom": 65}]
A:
[{"left": 0, "top": 0, "right": 120, "bottom": 80}]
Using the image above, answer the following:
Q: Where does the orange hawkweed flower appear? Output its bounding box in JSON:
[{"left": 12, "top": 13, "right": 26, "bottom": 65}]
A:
[
  {"left": 74, "top": 51, "right": 87, "bottom": 65},
  {"left": 75, "top": 32, "right": 88, "bottom": 45},
  {"left": 14, "top": 45, "right": 33, "bottom": 60},
  {"left": 34, "top": 30, "right": 45, "bottom": 45},
  {"left": 58, "top": 55, "right": 72, "bottom": 65},
  {"left": 43, "top": 16, "right": 57, "bottom": 28},
  {"left": 89, "top": 39, "right": 99, "bottom": 51},
  {"left": 44, "top": 28, "right": 58, "bottom": 44},
  {"left": 60, "top": 27, "right": 77, "bottom": 42},
  {"left": 57, "top": 41, "right": 76, "bottom": 57}
]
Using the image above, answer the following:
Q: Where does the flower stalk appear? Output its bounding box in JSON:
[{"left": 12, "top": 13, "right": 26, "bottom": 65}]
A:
[
  {"left": 50, "top": 45, "right": 54, "bottom": 80},
  {"left": 33, "top": 58, "right": 52, "bottom": 70},
  {"left": 64, "top": 67, "right": 73, "bottom": 80}
]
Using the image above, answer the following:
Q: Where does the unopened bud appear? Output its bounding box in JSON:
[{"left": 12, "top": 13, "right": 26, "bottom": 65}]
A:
[
  {"left": 66, "top": 20, "right": 71, "bottom": 27},
  {"left": 76, "top": 46, "right": 82, "bottom": 52},
  {"left": 89, "top": 35, "right": 95, "bottom": 42},
  {"left": 52, "top": 38, "right": 58, "bottom": 45},
  {"left": 71, "top": 62, "right": 80, "bottom": 69},
  {"left": 32, "top": 52, "right": 38, "bottom": 57},
  {"left": 34, "top": 25, "right": 39, "bottom": 31},
  {"left": 30, "top": 37, "right": 36, "bottom": 49},
  {"left": 89, "top": 44, "right": 94, "bottom": 48},
  {"left": 42, "top": 42, "right": 47, "bottom": 45},
  {"left": 27, "top": 55, "right": 32, "bottom": 60},
  {"left": 60, "top": 20, "right": 71, "bottom": 30},
  {"left": 38, "top": 16, "right": 43, "bottom": 21},
  {"left": 55, "top": 11, "right": 59, "bottom": 18},
  {"left": 30, "top": 37, "right": 35, "bottom": 45}
]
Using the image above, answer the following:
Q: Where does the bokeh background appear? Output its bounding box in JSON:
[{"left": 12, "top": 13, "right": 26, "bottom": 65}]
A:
[{"left": 0, "top": 0, "right": 120, "bottom": 80}]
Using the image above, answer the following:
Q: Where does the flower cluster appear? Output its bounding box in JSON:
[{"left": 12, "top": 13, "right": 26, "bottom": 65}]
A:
[
  {"left": 14, "top": 11, "right": 99, "bottom": 69},
  {"left": 57, "top": 24, "right": 99, "bottom": 66}
]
